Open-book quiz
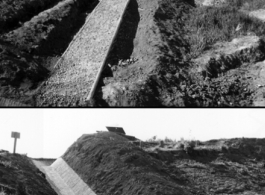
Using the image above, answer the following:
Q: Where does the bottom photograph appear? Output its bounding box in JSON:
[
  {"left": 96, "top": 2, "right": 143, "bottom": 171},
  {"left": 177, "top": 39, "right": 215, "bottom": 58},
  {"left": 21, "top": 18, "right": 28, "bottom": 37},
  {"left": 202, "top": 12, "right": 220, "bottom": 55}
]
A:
[{"left": 0, "top": 109, "right": 264, "bottom": 195}]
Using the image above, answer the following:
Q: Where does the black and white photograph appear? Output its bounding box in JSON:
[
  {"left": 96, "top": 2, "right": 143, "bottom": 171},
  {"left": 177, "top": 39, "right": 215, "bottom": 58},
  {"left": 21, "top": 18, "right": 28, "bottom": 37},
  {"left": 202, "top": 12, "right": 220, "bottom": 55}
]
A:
[
  {"left": 1, "top": 0, "right": 265, "bottom": 107},
  {"left": 0, "top": 109, "right": 265, "bottom": 195}
]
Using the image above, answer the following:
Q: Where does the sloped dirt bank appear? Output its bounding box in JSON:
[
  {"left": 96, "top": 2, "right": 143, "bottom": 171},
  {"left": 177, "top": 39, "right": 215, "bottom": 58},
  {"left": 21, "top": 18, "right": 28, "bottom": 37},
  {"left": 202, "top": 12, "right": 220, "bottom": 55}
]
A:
[
  {"left": 2, "top": 0, "right": 98, "bottom": 56},
  {"left": 192, "top": 36, "right": 265, "bottom": 78},
  {"left": 63, "top": 132, "right": 192, "bottom": 195},
  {"left": 144, "top": 138, "right": 265, "bottom": 194},
  {"left": 62, "top": 132, "right": 265, "bottom": 194},
  {"left": 94, "top": 0, "right": 194, "bottom": 107},
  {"left": 2, "top": 0, "right": 265, "bottom": 107},
  {"left": 0, "top": 151, "right": 57, "bottom": 195},
  {"left": 0, "top": 0, "right": 98, "bottom": 106},
  {"left": 0, "top": 0, "right": 63, "bottom": 34},
  {"left": 95, "top": 0, "right": 265, "bottom": 107},
  {"left": 0, "top": 42, "right": 49, "bottom": 105}
]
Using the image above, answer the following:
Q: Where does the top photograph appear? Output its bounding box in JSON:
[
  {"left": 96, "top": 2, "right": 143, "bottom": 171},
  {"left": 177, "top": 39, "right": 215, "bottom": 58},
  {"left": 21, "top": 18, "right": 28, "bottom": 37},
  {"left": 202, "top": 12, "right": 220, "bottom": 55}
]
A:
[{"left": 0, "top": 0, "right": 265, "bottom": 107}]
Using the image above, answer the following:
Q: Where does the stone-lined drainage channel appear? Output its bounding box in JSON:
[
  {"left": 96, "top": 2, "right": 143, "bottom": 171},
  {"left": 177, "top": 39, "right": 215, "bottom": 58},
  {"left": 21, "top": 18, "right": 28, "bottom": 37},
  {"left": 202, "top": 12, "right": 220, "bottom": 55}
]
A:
[{"left": 37, "top": 0, "right": 131, "bottom": 106}]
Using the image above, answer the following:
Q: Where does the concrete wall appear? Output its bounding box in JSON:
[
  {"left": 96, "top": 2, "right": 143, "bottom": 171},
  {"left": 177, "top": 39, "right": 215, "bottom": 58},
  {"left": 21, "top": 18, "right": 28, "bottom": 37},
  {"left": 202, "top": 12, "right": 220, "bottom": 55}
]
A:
[{"left": 45, "top": 158, "right": 96, "bottom": 195}]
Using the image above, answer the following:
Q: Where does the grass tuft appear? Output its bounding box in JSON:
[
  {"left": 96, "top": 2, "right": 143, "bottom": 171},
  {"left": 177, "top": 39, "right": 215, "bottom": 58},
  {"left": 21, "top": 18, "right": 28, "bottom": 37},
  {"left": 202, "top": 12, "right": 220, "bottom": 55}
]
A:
[
  {"left": 227, "top": 0, "right": 265, "bottom": 11},
  {"left": 184, "top": 5, "right": 265, "bottom": 58}
]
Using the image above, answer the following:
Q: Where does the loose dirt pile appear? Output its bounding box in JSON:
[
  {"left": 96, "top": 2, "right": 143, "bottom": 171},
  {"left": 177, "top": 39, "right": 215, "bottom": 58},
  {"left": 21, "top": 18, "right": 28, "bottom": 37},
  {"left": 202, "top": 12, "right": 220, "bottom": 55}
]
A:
[
  {"left": 0, "top": 151, "right": 56, "bottom": 195},
  {"left": 62, "top": 132, "right": 192, "bottom": 195},
  {"left": 144, "top": 137, "right": 265, "bottom": 194},
  {"left": 95, "top": 0, "right": 265, "bottom": 107},
  {"left": 61, "top": 132, "right": 265, "bottom": 195}
]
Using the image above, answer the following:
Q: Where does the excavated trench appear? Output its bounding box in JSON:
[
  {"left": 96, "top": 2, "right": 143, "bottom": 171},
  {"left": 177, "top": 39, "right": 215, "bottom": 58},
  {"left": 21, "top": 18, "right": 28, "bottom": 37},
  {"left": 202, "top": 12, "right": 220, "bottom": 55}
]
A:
[
  {"left": 0, "top": 0, "right": 99, "bottom": 106},
  {"left": 2, "top": 0, "right": 265, "bottom": 107},
  {"left": 91, "top": 0, "right": 265, "bottom": 107},
  {"left": 36, "top": 0, "right": 131, "bottom": 107},
  {"left": 92, "top": 0, "right": 141, "bottom": 106},
  {"left": 2, "top": 0, "right": 99, "bottom": 57}
]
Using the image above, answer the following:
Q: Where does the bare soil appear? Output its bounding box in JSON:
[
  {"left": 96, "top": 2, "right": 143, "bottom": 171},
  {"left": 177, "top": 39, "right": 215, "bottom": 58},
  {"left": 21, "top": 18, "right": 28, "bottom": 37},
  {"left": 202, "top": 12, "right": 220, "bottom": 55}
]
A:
[
  {"left": 96, "top": 0, "right": 265, "bottom": 107},
  {"left": 62, "top": 132, "right": 265, "bottom": 195},
  {"left": 0, "top": 0, "right": 63, "bottom": 34},
  {"left": 1, "top": 0, "right": 265, "bottom": 106},
  {"left": 1, "top": 133, "right": 265, "bottom": 195},
  {"left": 0, "top": 151, "right": 57, "bottom": 195},
  {"left": 0, "top": 0, "right": 98, "bottom": 106},
  {"left": 63, "top": 132, "right": 192, "bottom": 195}
]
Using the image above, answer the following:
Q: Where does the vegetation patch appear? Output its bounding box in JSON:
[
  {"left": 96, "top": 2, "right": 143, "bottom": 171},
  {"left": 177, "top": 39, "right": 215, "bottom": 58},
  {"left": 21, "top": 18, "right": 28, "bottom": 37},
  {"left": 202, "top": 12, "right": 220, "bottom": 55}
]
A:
[
  {"left": 227, "top": 0, "right": 265, "bottom": 11},
  {"left": 184, "top": 6, "right": 265, "bottom": 59}
]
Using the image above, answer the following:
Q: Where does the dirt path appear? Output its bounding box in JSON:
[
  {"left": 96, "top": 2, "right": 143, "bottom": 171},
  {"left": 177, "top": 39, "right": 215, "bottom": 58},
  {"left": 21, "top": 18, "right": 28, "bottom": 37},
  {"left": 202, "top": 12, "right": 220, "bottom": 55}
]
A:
[{"left": 37, "top": 0, "right": 130, "bottom": 106}]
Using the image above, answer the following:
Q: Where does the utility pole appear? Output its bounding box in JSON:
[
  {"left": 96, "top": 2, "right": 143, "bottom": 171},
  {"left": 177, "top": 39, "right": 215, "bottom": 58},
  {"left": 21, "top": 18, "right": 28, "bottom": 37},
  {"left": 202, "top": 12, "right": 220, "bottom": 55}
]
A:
[{"left": 11, "top": 132, "right": 20, "bottom": 154}]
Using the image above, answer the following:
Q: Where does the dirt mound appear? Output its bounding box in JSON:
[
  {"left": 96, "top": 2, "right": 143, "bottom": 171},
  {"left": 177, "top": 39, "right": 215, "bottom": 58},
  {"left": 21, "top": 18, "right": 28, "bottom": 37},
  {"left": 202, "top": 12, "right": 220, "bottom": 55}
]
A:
[
  {"left": 0, "top": 151, "right": 56, "bottom": 195},
  {"left": 144, "top": 138, "right": 265, "bottom": 194},
  {"left": 62, "top": 132, "right": 192, "bottom": 195},
  {"left": 0, "top": 0, "right": 62, "bottom": 34},
  {"left": 62, "top": 133, "right": 265, "bottom": 194},
  {"left": 193, "top": 35, "right": 265, "bottom": 78},
  {"left": 222, "top": 138, "right": 265, "bottom": 158},
  {"left": 2, "top": 0, "right": 97, "bottom": 55}
]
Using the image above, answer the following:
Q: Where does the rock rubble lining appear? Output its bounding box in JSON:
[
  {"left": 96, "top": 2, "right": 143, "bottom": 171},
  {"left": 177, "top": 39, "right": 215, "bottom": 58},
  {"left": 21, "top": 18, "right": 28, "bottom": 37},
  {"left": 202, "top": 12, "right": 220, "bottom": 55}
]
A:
[{"left": 40, "top": 0, "right": 130, "bottom": 106}]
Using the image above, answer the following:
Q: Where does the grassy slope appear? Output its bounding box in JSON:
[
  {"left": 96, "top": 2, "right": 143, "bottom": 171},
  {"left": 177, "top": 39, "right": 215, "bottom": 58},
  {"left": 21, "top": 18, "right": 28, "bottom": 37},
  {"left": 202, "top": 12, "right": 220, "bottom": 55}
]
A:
[{"left": 185, "top": 5, "right": 265, "bottom": 59}]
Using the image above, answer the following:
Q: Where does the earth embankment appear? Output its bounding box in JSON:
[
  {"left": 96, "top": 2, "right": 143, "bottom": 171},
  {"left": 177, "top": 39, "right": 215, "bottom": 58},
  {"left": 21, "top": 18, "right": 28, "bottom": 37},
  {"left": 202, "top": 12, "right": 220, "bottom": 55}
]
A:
[{"left": 62, "top": 132, "right": 192, "bottom": 195}]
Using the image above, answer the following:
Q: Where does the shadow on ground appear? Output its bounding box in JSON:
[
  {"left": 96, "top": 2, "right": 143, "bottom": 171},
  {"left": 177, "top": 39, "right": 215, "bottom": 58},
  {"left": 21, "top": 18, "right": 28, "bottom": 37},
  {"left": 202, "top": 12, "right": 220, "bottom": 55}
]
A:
[{"left": 92, "top": 0, "right": 140, "bottom": 107}]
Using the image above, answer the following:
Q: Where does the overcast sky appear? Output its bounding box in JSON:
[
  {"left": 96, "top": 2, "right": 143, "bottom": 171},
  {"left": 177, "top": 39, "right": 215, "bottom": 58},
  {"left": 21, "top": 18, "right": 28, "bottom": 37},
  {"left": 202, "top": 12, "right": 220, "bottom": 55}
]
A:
[{"left": 0, "top": 109, "right": 264, "bottom": 158}]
